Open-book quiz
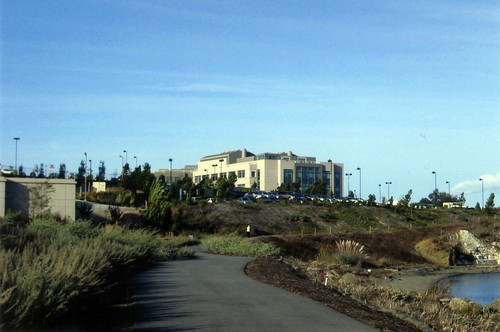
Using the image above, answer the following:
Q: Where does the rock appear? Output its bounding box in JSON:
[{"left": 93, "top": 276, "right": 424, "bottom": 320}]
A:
[
  {"left": 448, "top": 297, "right": 482, "bottom": 312},
  {"left": 457, "top": 230, "right": 499, "bottom": 264},
  {"left": 339, "top": 272, "right": 360, "bottom": 285}
]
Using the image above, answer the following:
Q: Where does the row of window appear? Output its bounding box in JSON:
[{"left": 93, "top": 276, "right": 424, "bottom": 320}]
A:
[{"left": 194, "top": 170, "right": 256, "bottom": 183}]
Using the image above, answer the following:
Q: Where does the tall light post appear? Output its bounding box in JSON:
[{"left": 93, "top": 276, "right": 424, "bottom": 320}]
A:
[
  {"left": 169, "top": 158, "right": 173, "bottom": 184},
  {"left": 219, "top": 159, "right": 224, "bottom": 177},
  {"left": 356, "top": 167, "right": 361, "bottom": 199},
  {"left": 84, "top": 152, "right": 87, "bottom": 201},
  {"left": 479, "top": 178, "right": 484, "bottom": 208},
  {"left": 119, "top": 155, "right": 124, "bottom": 168},
  {"left": 378, "top": 184, "right": 382, "bottom": 203},
  {"left": 123, "top": 150, "right": 128, "bottom": 164},
  {"left": 13, "top": 137, "right": 20, "bottom": 174},
  {"left": 345, "top": 173, "right": 352, "bottom": 196},
  {"left": 432, "top": 171, "right": 437, "bottom": 206},
  {"left": 212, "top": 164, "right": 217, "bottom": 180},
  {"left": 133, "top": 156, "right": 138, "bottom": 169},
  {"left": 385, "top": 181, "right": 392, "bottom": 200},
  {"left": 446, "top": 181, "right": 450, "bottom": 196}
]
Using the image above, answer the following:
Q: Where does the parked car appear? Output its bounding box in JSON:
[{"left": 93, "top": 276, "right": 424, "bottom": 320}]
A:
[{"left": 236, "top": 197, "right": 254, "bottom": 204}]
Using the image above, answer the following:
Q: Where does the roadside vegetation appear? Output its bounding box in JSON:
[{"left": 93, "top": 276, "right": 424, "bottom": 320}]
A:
[
  {"left": 0, "top": 212, "right": 196, "bottom": 330},
  {"left": 202, "top": 233, "right": 280, "bottom": 258}
]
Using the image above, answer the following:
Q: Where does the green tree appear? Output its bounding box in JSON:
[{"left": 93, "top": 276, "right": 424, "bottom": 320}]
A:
[
  {"left": 143, "top": 179, "right": 172, "bottom": 230},
  {"left": 398, "top": 189, "right": 413, "bottom": 208},
  {"left": 306, "top": 179, "right": 327, "bottom": 195},
  {"left": 18, "top": 165, "right": 26, "bottom": 177},
  {"left": 215, "top": 174, "right": 237, "bottom": 201},
  {"left": 366, "top": 194, "right": 377, "bottom": 206},
  {"left": 58, "top": 163, "right": 66, "bottom": 179},
  {"left": 30, "top": 164, "right": 39, "bottom": 178},
  {"left": 37, "top": 163, "right": 46, "bottom": 178},
  {"left": 96, "top": 161, "right": 106, "bottom": 181},
  {"left": 484, "top": 193, "right": 495, "bottom": 214},
  {"left": 28, "top": 181, "right": 55, "bottom": 220},
  {"left": 75, "top": 160, "right": 85, "bottom": 188}
]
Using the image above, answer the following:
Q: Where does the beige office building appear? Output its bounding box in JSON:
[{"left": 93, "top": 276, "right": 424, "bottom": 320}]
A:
[{"left": 192, "top": 149, "right": 344, "bottom": 196}]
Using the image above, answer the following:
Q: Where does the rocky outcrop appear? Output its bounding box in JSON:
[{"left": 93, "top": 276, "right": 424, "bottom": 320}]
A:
[{"left": 456, "top": 230, "right": 499, "bottom": 265}]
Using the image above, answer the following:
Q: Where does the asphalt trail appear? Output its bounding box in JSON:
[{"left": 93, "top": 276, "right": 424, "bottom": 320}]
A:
[{"left": 128, "top": 250, "right": 377, "bottom": 331}]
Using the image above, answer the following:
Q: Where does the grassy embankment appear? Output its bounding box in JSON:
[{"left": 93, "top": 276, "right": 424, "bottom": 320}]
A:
[
  {"left": 0, "top": 213, "right": 196, "bottom": 330},
  {"left": 202, "top": 233, "right": 280, "bottom": 257}
]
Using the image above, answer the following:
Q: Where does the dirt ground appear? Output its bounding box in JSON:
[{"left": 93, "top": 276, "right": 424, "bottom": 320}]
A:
[{"left": 245, "top": 257, "right": 423, "bottom": 332}]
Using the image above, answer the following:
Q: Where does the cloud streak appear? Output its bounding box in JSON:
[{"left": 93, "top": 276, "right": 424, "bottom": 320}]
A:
[{"left": 452, "top": 173, "right": 500, "bottom": 195}]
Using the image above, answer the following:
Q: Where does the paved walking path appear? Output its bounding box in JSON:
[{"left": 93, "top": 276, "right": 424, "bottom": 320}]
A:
[{"left": 128, "top": 249, "right": 377, "bottom": 331}]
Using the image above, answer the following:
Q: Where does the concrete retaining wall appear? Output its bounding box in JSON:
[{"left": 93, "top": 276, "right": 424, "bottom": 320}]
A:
[{"left": 0, "top": 177, "right": 76, "bottom": 220}]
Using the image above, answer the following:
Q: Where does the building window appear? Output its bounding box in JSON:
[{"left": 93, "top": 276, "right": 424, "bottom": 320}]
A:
[
  {"left": 323, "top": 171, "right": 331, "bottom": 191},
  {"left": 237, "top": 170, "right": 245, "bottom": 178},
  {"left": 296, "top": 166, "right": 320, "bottom": 192},
  {"left": 283, "top": 169, "right": 293, "bottom": 184},
  {"left": 229, "top": 171, "right": 236, "bottom": 178},
  {"left": 251, "top": 171, "right": 256, "bottom": 178},
  {"left": 195, "top": 176, "right": 202, "bottom": 183}
]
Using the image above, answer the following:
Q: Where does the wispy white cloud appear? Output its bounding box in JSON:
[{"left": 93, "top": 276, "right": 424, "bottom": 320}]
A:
[
  {"left": 452, "top": 173, "right": 500, "bottom": 195},
  {"left": 139, "top": 83, "right": 249, "bottom": 95}
]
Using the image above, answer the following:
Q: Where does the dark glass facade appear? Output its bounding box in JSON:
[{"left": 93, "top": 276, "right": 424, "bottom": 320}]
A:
[
  {"left": 283, "top": 169, "right": 294, "bottom": 184},
  {"left": 296, "top": 166, "right": 320, "bottom": 192}
]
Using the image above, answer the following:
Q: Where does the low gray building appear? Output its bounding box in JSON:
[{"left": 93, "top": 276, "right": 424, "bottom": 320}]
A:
[{"left": 0, "top": 177, "right": 76, "bottom": 220}]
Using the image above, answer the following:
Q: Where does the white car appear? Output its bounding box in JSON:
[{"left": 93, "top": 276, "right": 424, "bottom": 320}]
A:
[{"left": 236, "top": 197, "right": 254, "bottom": 204}]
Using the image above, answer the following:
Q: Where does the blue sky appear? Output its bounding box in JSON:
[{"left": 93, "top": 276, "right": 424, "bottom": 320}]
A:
[{"left": 1, "top": 0, "right": 499, "bottom": 205}]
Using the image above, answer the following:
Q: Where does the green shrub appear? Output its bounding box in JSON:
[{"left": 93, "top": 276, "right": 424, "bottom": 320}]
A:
[
  {"left": 0, "top": 217, "right": 172, "bottom": 330},
  {"left": 65, "top": 220, "right": 99, "bottom": 239},
  {"left": 202, "top": 234, "right": 280, "bottom": 257}
]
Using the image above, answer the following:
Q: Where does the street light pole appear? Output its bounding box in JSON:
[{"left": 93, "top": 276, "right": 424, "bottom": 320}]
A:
[
  {"left": 212, "top": 164, "right": 217, "bottom": 180},
  {"left": 134, "top": 156, "right": 137, "bottom": 169},
  {"left": 385, "top": 181, "right": 392, "bottom": 200},
  {"left": 446, "top": 181, "right": 450, "bottom": 195},
  {"left": 84, "top": 152, "right": 87, "bottom": 201},
  {"left": 123, "top": 150, "right": 128, "bottom": 164},
  {"left": 378, "top": 184, "right": 382, "bottom": 203},
  {"left": 169, "top": 158, "right": 173, "bottom": 184},
  {"left": 432, "top": 171, "right": 437, "bottom": 206},
  {"left": 13, "top": 137, "right": 20, "bottom": 174},
  {"left": 357, "top": 167, "right": 361, "bottom": 199},
  {"left": 345, "top": 173, "right": 352, "bottom": 196},
  {"left": 219, "top": 159, "right": 224, "bottom": 177},
  {"left": 479, "top": 178, "right": 484, "bottom": 208}
]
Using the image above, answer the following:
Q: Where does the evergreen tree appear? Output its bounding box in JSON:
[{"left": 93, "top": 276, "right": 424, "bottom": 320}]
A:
[
  {"left": 38, "top": 163, "right": 45, "bottom": 178},
  {"left": 58, "top": 163, "right": 66, "bottom": 179},
  {"left": 143, "top": 179, "right": 172, "bottom": 230},
  {"left": 366, "top": 194, "right": 377, "bottom": 206},
  {"left": 96, "top": 161, "right": 106, "bottom": 181},
  {"left": 485, "top": 193, "right": 495, "bottom": 214}
]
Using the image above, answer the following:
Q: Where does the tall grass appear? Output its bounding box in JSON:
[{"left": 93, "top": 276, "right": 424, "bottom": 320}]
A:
[
  {"left": 0, "top": 215, "right": 172, "bottom": 329},
  {"left": 317, "top": 239, "right": 367, "bottom": 265},
  {"left": 202, "top": 234, "right": 280, "bottom": 257}
]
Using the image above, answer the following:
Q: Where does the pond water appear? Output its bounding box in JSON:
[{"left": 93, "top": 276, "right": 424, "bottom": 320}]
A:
[{"left": 440, "top": 273, "right": 500, "bottom": 306}]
